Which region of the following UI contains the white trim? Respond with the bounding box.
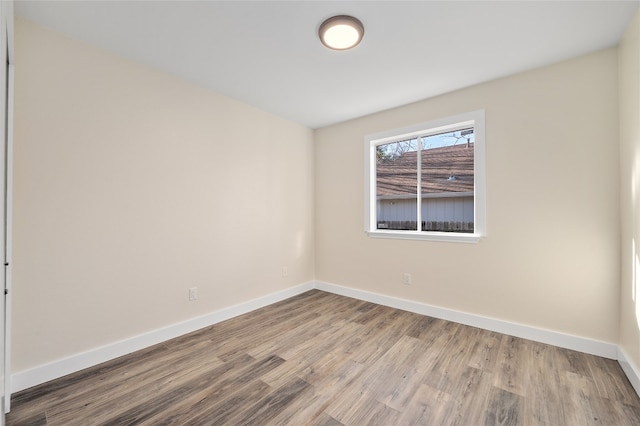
[13,280,638,399]
[367,230,482,243]
[364,110,486,242]
[2,1,12,416]
[314,281,618,359]
[11,282,314,393]
[4,62,12,415]
[617,347,640,397]
[473,110,486,237]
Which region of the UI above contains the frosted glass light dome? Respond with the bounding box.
[319,15,364,50]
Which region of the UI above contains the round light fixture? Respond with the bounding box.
[319,15,364,50]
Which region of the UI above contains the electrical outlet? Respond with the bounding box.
[403,273,412,286]
[189,287,198,301]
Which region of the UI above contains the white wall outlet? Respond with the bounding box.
[403,273,412,285]
[189,287,198,301]
[282,266,289,277]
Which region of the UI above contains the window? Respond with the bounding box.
[364,110,485,242]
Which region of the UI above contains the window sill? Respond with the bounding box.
[367,230,483,243]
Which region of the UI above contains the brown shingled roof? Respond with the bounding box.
[376,143,474,196]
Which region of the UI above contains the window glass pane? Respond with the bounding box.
[376,139,418,230]
[420,129,474,233]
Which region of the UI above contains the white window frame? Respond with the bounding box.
[364,110,486,243]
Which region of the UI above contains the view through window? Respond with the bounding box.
[376,129,474,232]
[366,110,485,242]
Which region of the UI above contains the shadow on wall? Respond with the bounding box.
[635,154,640,332]
[633,237,640,332]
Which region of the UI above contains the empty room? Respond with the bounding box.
[1,0,640,424]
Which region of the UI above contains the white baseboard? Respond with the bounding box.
[314,281,619,360]
[11,281,315,393]
[618,347,640,397]
[11,280,631,397]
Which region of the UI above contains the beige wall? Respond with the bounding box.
[315,48,620,343]
[619,10,640,369]
[13,19,315,372]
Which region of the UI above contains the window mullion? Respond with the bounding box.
[416,137,422,231]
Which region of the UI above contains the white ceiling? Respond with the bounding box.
[14,1,639,129]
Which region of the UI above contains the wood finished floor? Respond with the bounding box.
[7,290,640,425]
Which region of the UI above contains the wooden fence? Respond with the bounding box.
[377,221,474,233]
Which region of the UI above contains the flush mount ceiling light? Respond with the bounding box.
[319,15,364,50]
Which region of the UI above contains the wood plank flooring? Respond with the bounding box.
[7,290,640,425]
